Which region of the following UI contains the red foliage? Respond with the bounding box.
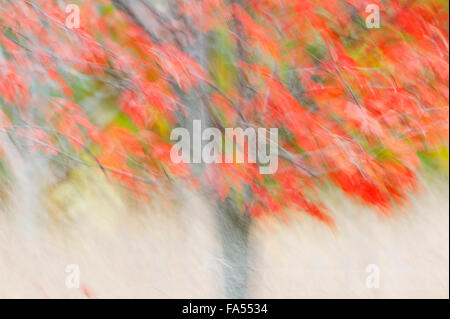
[0,0,448,223]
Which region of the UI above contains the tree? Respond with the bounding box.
[0,0,448,297]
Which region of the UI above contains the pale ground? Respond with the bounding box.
[0,168,448,298]
[248,178,449,298]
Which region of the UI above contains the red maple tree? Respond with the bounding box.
[1,0,448,297]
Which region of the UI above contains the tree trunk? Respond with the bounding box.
[215,197,251,298]
[111,0,253,299]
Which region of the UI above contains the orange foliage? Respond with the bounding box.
[0,0,448,223]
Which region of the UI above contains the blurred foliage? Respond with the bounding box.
[0,0,448,222]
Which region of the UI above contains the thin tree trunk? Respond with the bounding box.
[215,197,251,298]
